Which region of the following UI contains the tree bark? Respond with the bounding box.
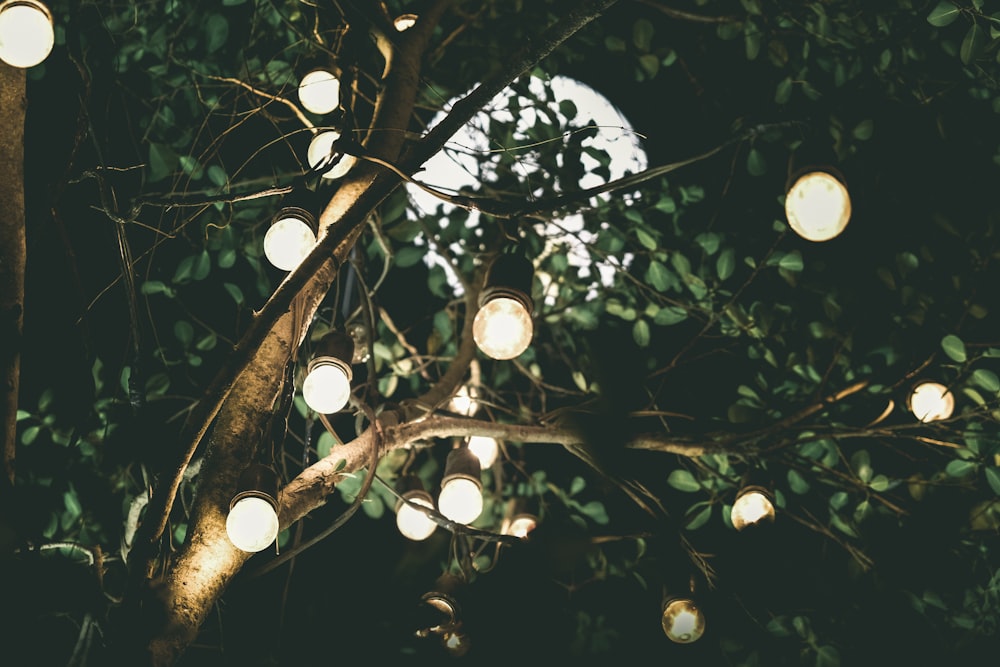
[0,63,26,489]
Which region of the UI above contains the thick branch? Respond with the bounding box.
[0,63,26,489]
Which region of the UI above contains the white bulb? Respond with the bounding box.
[438,478,482,525]
[226,496,279,553]
[396,494,437,541]
[298,69,340,115]
[784,171,851,242]
[662,599,706,643]
[473,296,533,360]
[448,385,479,416]
[909,381,954,423]
[394,14,417,31]
[307,130,356,180]
[0,0,54,68]
[263,215,316,271]
[505,515,537,539]
[302,360,352,414]
[467,436,498,469]
[731,489,775,531]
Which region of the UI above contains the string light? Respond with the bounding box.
[731,484,775,531]
[908,381,954,423]
[302,330,354,414]
[473,254,534,360]
[307,130,356,180]
[263,199,317,272]
[467,435,498,469]
[226,465,280,553]
[661,597,706,644]
[394,13,418,31]
[784,169,852,242]
[394,475,438,541]
[298,68,340,115]
[0,0,54,68]
[438,445,483,525]
[448,385,480,416]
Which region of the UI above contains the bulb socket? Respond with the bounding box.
[395,475,434,513]
[0,0,52,22]
[308,330,355,381]
[230,464,280,510]
[480,254,534,313]
[441,446,482,490]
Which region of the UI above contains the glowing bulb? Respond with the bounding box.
[298,69,340,115]
[731,488,775,531]
[441,631,471,656]
[438,478,482,525]
[467,436,498,469]
[505,515,538,539]
[394,13,418,31]
[784,171,851,242]
[0,0,54,68]
[226,496,279,553]
[396,492,437,541]
[908,381,954,423]
[661,598,706,644]
[302,359,352,414]
[448,385,479,416]
[307,130,356,180]
[263,215,316,271]
[473,296,533,360]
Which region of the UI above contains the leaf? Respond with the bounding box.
[717,247,736,281]
[779,251,804,272]
[927,1,961,27]
[775,77,792,104]
[747,147,767,176]
[946,459,976,477]
[985,467,1000,496]
[223,282,244,305]
[632,319,650,348]
[973,368,1000,393]
[852,119,874,141]
[174,320,194,346]
[192,250,211,281]
[646,260,671,292]
[941,334,967,363]
[207,165,227,188]
[632,18,654,51]
[668,469,701,493]
[815,645,841,667]
[960,24,987,65]
[851,450,873,483]
[635,228,657,250]
[685,504,712,531]
[654,306,687,326]
[204,14,229,54]
[148,143,178,183]
[395,246,424,268]
[787,469,810,494]
[580,500,610,525]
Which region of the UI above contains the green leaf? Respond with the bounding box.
[580,500,610,525]
[973,368,1000,393]
[395,246,425,268]
[941,334,967,363]
[635,228,657,250]
[927,1,961,27]
[787,469,810,494]
[815,645,841,667]
[632,319,651,348]
[685,504,712,531]
[668,469,701,493]
[646,260,671,292]
[851,450,873,482]
[654,306,688,326]
[985,467,1000,496]
[946,459,976,477]
[207,165,227,188]
[148,143,178,183]
[747,148,766,176]
[717,247,736,281]
[852,119,874,141]
[779,251,804,272]
[192,250,211,281]
[960,24,987,65]
[633,18,654,51]
[204,14,229,54]
[775,77,792,104]
[174,320,194,346]
[223,282,244,305]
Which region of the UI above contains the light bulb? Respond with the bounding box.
[441,631,471,656]
[263,215,316,271]
[467,436,498,469]
[396,492,437,541]
[302,359,352,414]
[473,296,533,360]
[394,13,418,31]
[908,381,954,423]
[0,0,54,68]
[784,170,851,242]
[731,488,775,531]
[448,385,479,416]
[438,478,482,525]
[226,496,279,553]
[298,69,340,115]
[307,130,356,180]
[661,598,706,644]
[505,514,538,539]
